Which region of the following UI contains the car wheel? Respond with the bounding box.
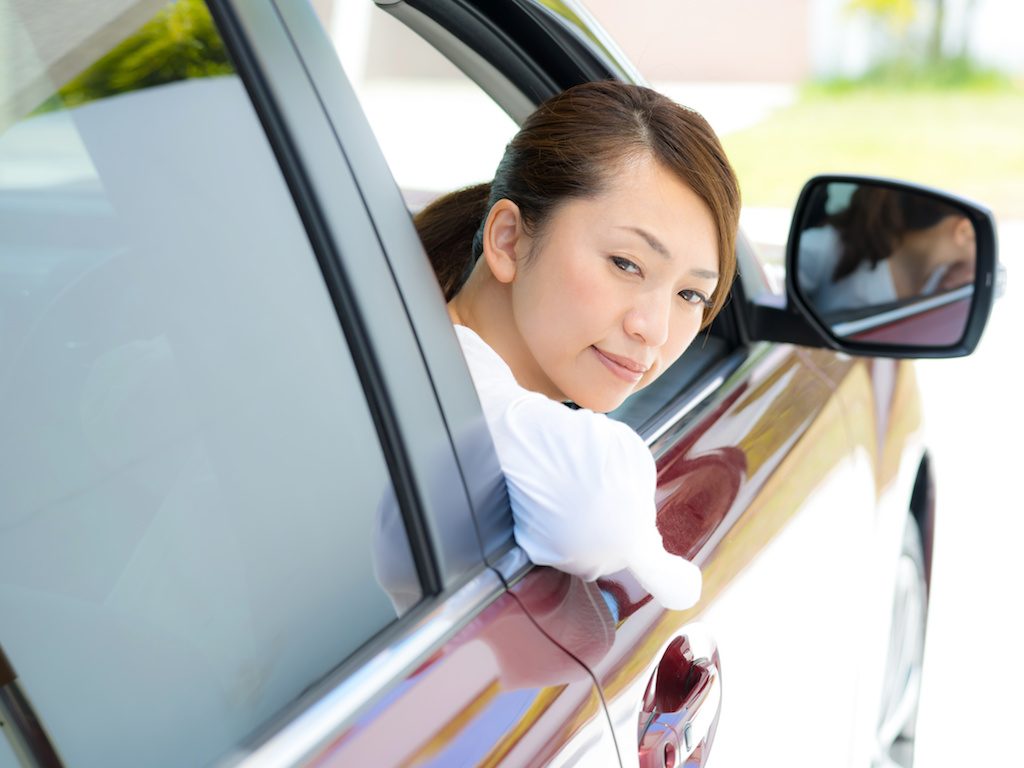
[873,514,928,768]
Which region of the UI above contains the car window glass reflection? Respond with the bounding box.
[0,2,420,766]
[796,182,977,345]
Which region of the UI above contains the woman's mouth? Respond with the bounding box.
[592,346,648,383]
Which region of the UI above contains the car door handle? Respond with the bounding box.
[638,636,722,768]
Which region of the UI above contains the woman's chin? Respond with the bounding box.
[568,389,631,414]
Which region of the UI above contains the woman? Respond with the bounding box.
[799,185,976,315]
[414,81,741,610]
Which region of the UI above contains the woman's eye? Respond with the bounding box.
[678,289,711,308]
[611,256,641,275]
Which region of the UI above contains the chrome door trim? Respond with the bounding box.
[226,568,506,767]
[492,545,533,586]
[644,375,728,448]
[644,349,753,452]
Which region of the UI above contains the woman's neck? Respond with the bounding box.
[448,265,562,399]
[887,243,937,298]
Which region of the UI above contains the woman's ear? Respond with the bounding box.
[482,199,524,284]
[953,215,975,246]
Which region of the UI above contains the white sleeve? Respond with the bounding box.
[797,225,841,296]
[492,396,701,610]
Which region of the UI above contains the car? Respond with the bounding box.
[0,1,999,767]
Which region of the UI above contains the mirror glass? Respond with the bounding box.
[793,181,977,346]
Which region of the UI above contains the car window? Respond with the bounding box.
[319,3,517,208]
[0,3,421,766]
[314,5,739,436]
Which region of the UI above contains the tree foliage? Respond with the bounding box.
[846,0,919,32]
[39,0,232,113]
[843,0,992,81]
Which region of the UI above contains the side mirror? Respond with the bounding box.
[780,175,1000,358]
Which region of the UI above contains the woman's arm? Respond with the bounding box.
[496,397,701,610]
[455,324,700,610]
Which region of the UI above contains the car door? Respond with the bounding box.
[318,2,917,766]
[0,2,618,766]
[239,2,624,765]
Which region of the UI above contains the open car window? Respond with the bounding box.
[314,2,742,435]
[316,3,517,208]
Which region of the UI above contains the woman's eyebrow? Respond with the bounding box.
[690,267,719,280]
[617,225,671,258]
[616,225,719,279]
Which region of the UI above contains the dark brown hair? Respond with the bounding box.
[830,186,961,281]
[414,81,741,327]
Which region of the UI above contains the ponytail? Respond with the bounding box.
[830,187,902,282]
[414,182,492,301]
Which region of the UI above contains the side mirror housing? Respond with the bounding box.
[748,175,1000,358]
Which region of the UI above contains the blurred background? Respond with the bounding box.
[317,0,1022,764]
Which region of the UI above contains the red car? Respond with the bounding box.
[0,1,998,767]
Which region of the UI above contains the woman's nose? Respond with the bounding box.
[623,292,671,347]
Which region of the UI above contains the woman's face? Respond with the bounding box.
[503,154,719,413]
[902,214,977,291]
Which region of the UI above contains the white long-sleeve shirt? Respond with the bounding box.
[455,325,701,611]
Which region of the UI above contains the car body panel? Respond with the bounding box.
[848,293,971,345]
[827,356,928,766]
[517,343,890,765]
[306,576,617,768]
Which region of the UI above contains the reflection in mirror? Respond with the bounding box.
[795,182,977,346]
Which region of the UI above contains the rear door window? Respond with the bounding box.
[0,2,421,766]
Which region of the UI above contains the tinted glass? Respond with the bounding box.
[0,2,420,765]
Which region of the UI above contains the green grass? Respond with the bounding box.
[721,86,1024,219]
[814,56,1016,93]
